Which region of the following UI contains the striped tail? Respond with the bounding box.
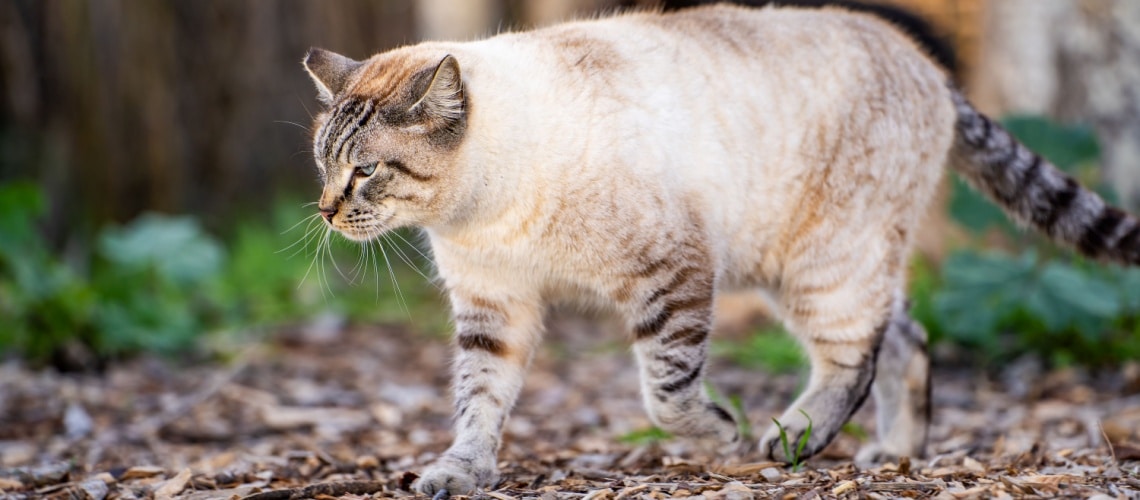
[949,89,1140,265]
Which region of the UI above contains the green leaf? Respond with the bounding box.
[617,426,673,445]
[933,251,1036,343]
[99,214,224,286]
[1000,116,1099,172]
[948,176,1016,236]
[1026,262,1120,338]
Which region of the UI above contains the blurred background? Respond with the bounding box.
[2,0,1140,372]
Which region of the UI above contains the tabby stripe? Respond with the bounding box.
[1078,207,1128,255]
[387,159,433,181]
[654,353,691,373]
[321,99,362,159]
[335,100,376,161]
[825,357,864,370]
[659,326,708,346]
[707,403,735,424]
[634,295,709,340]
[976,116,993,147]
[643,267,699,307]
[632,254,672,279]
[1009,155,1043,203]
[329,99,369,160]
[660,360,703,393]
[1118,223,1140,262]
[1039,177,1081,231]
[457,333,506,356]
[455,311,500,326]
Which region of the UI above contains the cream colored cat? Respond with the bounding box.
[302,4,1140,495]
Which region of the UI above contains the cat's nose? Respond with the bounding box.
[319,206,338,222]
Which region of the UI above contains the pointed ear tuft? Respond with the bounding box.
[411,55,464,122]
[303,48,363,105]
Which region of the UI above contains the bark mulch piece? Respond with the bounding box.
[1,321,1138,499]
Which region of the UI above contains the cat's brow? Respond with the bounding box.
[333,99,377,162]
[320,98,369,162]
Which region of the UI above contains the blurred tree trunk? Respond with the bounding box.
[0,0,415,242]
[971,0,1140,210]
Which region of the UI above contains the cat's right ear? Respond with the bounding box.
[303,48,363,105]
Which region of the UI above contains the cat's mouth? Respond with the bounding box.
[329,213,397,242]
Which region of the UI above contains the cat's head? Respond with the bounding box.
[303,47,469,241]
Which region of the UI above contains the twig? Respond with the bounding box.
[240,480,386,500]
[1098,420,1118,465]
[134,344,260,438]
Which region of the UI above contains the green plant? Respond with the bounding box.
[617,426,673,445]
[704,382,753,440]
[712,326,805,374]
[771,409,813,472]
[840,422,868,442]
[0,183,444,365]
[921,115,1140,366]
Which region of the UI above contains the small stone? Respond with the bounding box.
[79,477,109,500]
[760,467,782,482]
[64,403,94,439]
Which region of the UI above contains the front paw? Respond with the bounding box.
[415,455,497,496]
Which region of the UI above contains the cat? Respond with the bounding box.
[301,4,1140,495]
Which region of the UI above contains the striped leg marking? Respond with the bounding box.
[417,296,540,496]
[630,266,738,445]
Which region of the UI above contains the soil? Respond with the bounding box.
[2,316,1139,499]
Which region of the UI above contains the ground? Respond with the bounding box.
[2,316,1139,499]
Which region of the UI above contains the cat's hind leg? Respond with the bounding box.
[627,264,740,447]
[856,291,930,463]
[758,246,900,462]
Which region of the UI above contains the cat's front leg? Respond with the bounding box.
[415,292,542,496]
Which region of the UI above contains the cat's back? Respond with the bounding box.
[479,4,943,90]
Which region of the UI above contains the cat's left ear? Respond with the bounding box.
[303,48,363,105]
[409,55,464,123]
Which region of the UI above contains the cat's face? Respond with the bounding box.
[304,48,467,241]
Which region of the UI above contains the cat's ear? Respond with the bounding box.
[409,55,464,123]
[303,48,363,105]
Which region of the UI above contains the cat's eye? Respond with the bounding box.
[356,162,377,177]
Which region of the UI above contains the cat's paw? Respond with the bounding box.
[854,442,920,468]
[414,455,497,496]
[854,443,893,467]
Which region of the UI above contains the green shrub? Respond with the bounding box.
[921,115,1140,366]
[0,184,440,365]
[713,326,805,374]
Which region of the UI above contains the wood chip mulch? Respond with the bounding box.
[1,318,1138,499]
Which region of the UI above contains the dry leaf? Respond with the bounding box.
[962,457,985,474]
[710,462,784,477]
[831,480,857,495]
[154,468,192,499]
[120,466,166,481]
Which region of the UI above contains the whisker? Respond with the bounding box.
[281,215,325,259]
[382,233,440,288]
[378,237,411,318]
[274,119,311,132]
